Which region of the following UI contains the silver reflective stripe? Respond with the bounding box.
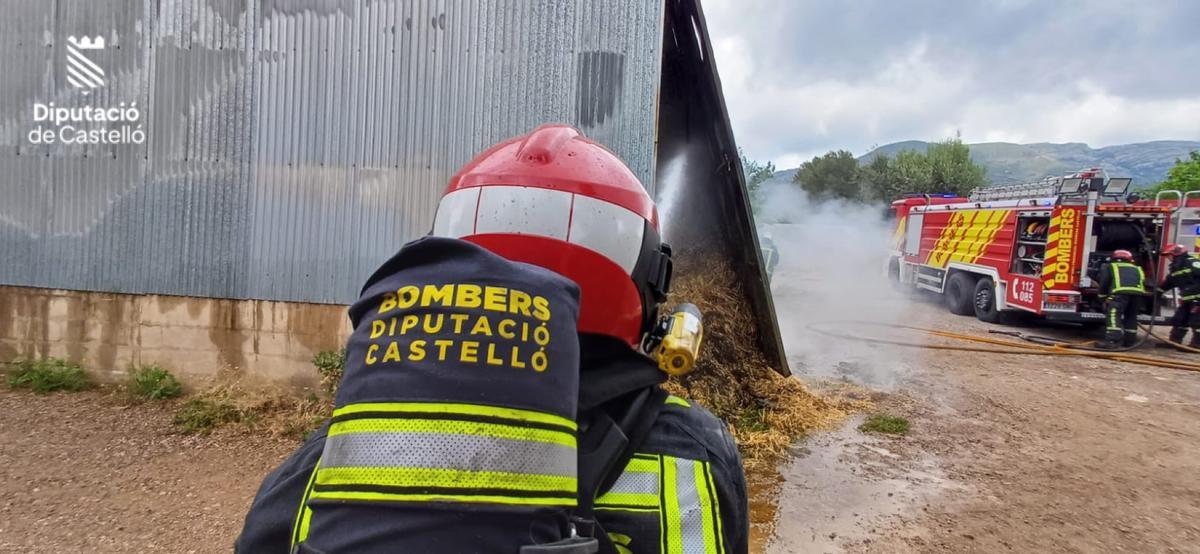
[606,470,659,496]
[321,432,576,478]
[675,458,706,554]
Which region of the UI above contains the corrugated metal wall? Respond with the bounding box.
[0,0,663,303]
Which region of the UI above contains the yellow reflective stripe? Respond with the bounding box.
[598,454,663,509]
[596,490,660,508]
[700,462,720,554]
[662,456,683,553]
[315,466,576,494]
[328,418,576,448]
[1112,263,1128,289]
[315,402,578,510]
[623,456,661,474]
[665,395,691,408]
[611,532,635,554]
[1110,263,1146,293]
[596,505,660,513]
[307,489,576,506]
[290,458,321,547]
[332,402,577,431]
[657,456,725,554]
[696,461,723,554]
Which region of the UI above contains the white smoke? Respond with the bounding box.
[757,180,917,389]
[655,151,688,240]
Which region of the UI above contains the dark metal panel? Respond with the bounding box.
[656,0,789,374]
[0,0,665,304]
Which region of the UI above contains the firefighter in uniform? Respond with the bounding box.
[1159,243,1200,347]
[1096,249,1146,349]
[236,124,748,554]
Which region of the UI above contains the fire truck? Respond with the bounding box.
[887,169,1200,324]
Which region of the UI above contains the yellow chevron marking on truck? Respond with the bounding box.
[934,211,980,267]
[967,209,1010,263]
[930,209,1009,268]
[926,212,962,267]
[891,216,907,250]
[929,212,965,268]
[946,210,989,265]
[972,210,1006,261]
[1042,214,1062,278]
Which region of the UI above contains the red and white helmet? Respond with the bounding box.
[1112,249,1134,261]
[432,124,673,347]
[1164,243,1188,257]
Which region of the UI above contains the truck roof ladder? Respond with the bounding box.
[969,177,1065,202]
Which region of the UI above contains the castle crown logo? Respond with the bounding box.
[66,35,107,94]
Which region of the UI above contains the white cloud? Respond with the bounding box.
[704,0,1200,168]
[959,84,1200,146]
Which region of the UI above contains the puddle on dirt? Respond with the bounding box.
[747,466,785,552]
[750,415,951,553]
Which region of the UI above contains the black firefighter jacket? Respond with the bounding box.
[234,373,749,554]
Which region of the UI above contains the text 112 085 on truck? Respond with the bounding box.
[886,169,1180,324]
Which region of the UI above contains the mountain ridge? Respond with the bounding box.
[768,140,1200,189]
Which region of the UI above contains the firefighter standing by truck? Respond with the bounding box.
[1159,244,1200,348]
[1097,249,1147,349]
[236,125,748,554]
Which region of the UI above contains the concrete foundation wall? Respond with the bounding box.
[0,286,352,388]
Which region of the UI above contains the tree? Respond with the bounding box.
[793,150,860,201]
[926,138,987,196]
[1144,151,1200,195]
[788,138,987,205]
[739,147,776,200]
[858,153,900,203]
[891,149,933,194]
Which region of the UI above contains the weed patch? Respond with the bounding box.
[127,364,183,400]
[174,398,242,434]
[312,348,346,395]
[859,413,910,435]
[251,393,331,441]
[7,358,92,394]
[176,378,334,441]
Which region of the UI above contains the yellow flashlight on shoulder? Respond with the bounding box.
[655,303,704,376]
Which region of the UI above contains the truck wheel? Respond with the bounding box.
[944,272,977,315]
[973,277,1005,323]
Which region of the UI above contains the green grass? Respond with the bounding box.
[7,358,92,394]
[735,406,771,433]
[859,413,911,435]
[173,398,242,434]
[127,364,183,400]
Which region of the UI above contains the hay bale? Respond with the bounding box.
[664,261,854,469]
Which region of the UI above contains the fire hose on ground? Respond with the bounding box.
[807,320,1200,373]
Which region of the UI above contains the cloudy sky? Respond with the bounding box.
[704,0,1200,169]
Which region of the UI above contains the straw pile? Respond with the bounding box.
[663,262,861,469]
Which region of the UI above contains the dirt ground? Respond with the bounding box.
[765,298,1200,553]
[0,390,295,553]
[4,297,1200,553]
